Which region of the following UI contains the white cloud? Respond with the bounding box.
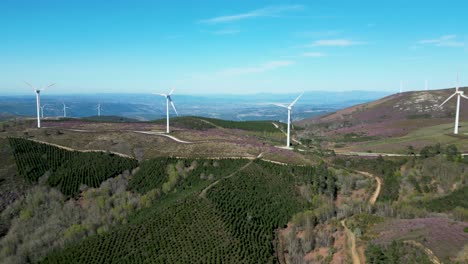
[199,5,304,24]
[303,52,326,57]
[419,35,464,47]
[219,60,294,76]
[309,39,365,47]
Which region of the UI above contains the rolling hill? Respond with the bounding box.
[299,88,468,138]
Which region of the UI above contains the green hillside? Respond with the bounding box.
[42,159,322,263]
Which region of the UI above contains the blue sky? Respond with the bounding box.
[1,0,468,95]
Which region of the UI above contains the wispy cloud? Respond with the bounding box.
[199,5,304,24]
[302,52,326,57]
[419,35,464,47]
[308,39,365,47]
[219,60,294,76]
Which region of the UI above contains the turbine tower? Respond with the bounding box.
[156,88,178,133]
[439,74,468,134]
[25,82,55,128]
[399,80,404,94]
[62,103,70,118]
[273,93,303,148]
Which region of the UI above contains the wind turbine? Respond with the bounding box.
[25,82,55,128]
[40,104,48,119]
[62,103,70,118]
[155,88,178,133]
[399,80,404,94]
[96,103,102,116]
[273,93,303,148]
[439,74,468,134]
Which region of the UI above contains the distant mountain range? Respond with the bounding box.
[0,91,390,121]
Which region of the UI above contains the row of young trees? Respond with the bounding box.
[8,137,138,197]
[41,158,334,263]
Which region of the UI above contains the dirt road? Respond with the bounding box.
[132,131,193,143]
[355,170,381,205]
[341,220,361,264]
[29,139,133,158]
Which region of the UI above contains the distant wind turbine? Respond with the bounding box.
[439,74,468,134]
[40,104,48,119]
[97,103,102,116]
[62,103,70,118]
[399,80,404,94]
[25,82,55,128]
[155,88,178,133]
[273,93,303,148]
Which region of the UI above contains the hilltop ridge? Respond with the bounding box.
[299,88,468,137]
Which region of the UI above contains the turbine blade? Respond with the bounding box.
[168,88,175,95]
[289,93,304,108]
[439,93,457,107]
[43,83,55,90]
[460,94,468,100]
[25,81,35,90]
[170,101,178,116]
[272,103,288,109]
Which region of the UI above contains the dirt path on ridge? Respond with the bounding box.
[341,220,361,264]
[355,170,381,205]
[29,139,133,158]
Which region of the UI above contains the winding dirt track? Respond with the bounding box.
[341,220,361,264]
[355,170,381,205]
[29,139,133,158]
[340,170,381,263]
[132,131,193,144]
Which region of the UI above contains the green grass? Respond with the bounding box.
[152,116,216,130]
[196,117,284,132]
[419,186,468,212]
[352,121,468,153]
[81,116,141,123]
[151,116,286,132]
[366,241,432,264]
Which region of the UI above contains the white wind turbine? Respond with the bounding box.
[62,103,70,118]
[439,74,468,134]
[155,88,178,133]
[40,104,48,119]
[25,82,55,128]
[273,93,303,148]
[399,80,404,94]
[96,103,102,116]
